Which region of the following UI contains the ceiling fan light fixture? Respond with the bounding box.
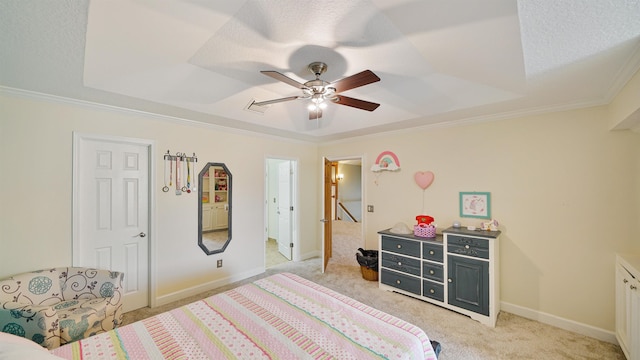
[257,62,380,121]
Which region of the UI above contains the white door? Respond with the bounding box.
[277,161,292,260]
[74,134,150,312]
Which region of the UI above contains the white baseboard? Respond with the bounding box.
[500,301,618,345]
[298,250,320,261]
[153,266,264,307]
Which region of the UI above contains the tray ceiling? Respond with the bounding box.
[2,0,640,142]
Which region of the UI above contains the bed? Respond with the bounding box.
[3,272,439,359]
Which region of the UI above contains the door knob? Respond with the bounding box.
[134,232,146,238]
[320,219,329,223]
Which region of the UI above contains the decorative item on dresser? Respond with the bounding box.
[379,226,501,326]
[616,254,640,360]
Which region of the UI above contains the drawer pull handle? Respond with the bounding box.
[396,280,401,284]
[632,285,638,290]
[465,245,470,249]
[429,289,435,294]
[397,245,402,249]
[429,270,435,275]
[429,250,435,255]
[398,262,402,266]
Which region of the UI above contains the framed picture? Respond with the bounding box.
[459,192,491,219]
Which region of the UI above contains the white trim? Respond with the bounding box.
[298,250,321,261]
[72,132,157,309]
[1,86,315,144]
[1,84,619,145]
[500,301,618,345]
[154,267,263,307]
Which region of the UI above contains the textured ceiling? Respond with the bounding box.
[2,0,640,142]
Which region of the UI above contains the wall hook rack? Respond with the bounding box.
[163,150,198,195]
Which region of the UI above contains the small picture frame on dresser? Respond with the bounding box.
[460,191,491,219]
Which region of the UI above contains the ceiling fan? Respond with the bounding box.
[251,62,381,120]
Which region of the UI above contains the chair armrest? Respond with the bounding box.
[57,267,123,301]
[0,301,60,349]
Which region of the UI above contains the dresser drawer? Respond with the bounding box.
[382,252,421,276]
[447,235,489,259]
[423,280,444,302]
[422,262,444,282]
[381,235,420,257]
[422,243,444,262]
[381,269,421,295]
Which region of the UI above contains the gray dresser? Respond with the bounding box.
[378,226,501,326]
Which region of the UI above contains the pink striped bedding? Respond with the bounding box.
[50,272,437,359]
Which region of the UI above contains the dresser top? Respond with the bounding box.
[442,226,501,238]
[378,229,443,243]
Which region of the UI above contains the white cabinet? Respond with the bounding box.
[201,204,228,231]
[201,166,229,231]
[212,203,228,229]
[202,205,213,231]
[616,254,640,360]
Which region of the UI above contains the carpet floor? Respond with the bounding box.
[123,256,625,360]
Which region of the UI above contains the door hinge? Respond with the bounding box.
[290,243,294,248]
[290,206,294,211]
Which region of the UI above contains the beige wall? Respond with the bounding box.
[319,106,640,333]
[0,93,319,301]
[2,82,639,337]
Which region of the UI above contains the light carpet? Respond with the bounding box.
[123,257,624,359]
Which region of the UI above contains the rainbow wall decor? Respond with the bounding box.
[371,151,400,172]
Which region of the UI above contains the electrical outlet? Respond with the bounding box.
[367,205,374,212]
[217,259,223,268]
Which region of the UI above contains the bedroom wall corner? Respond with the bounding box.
[0,92,320,306]
[318,105,640,339]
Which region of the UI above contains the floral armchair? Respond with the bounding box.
[0,267,124,349]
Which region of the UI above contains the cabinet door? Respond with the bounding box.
[448,255,489,316]
[213,204,228,229]
[202,206,213,231]
[632,283,640,360]
[616,263,630,356]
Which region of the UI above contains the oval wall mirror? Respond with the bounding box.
[198,162,232,255]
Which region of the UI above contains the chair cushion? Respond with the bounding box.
[6,270,62,306]
[56,298,111,345]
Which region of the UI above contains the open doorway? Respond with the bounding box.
[323,157,364,272]
[265,158,297,268]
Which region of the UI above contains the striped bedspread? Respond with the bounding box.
[51,272,437,359]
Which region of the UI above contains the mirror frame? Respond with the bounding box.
[198,162,232,255]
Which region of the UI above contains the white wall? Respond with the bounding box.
[319,105,640,337]
[0,92,319,303]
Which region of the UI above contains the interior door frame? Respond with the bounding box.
[72,132,157,308]
[264,157,299,263]
[322,155,365,272]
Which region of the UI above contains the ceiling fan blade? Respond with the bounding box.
[261,71,307,89]
[251,96,300,107]
[333,95,380,111]
[331,70,380,93]
[309,108,323,120]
